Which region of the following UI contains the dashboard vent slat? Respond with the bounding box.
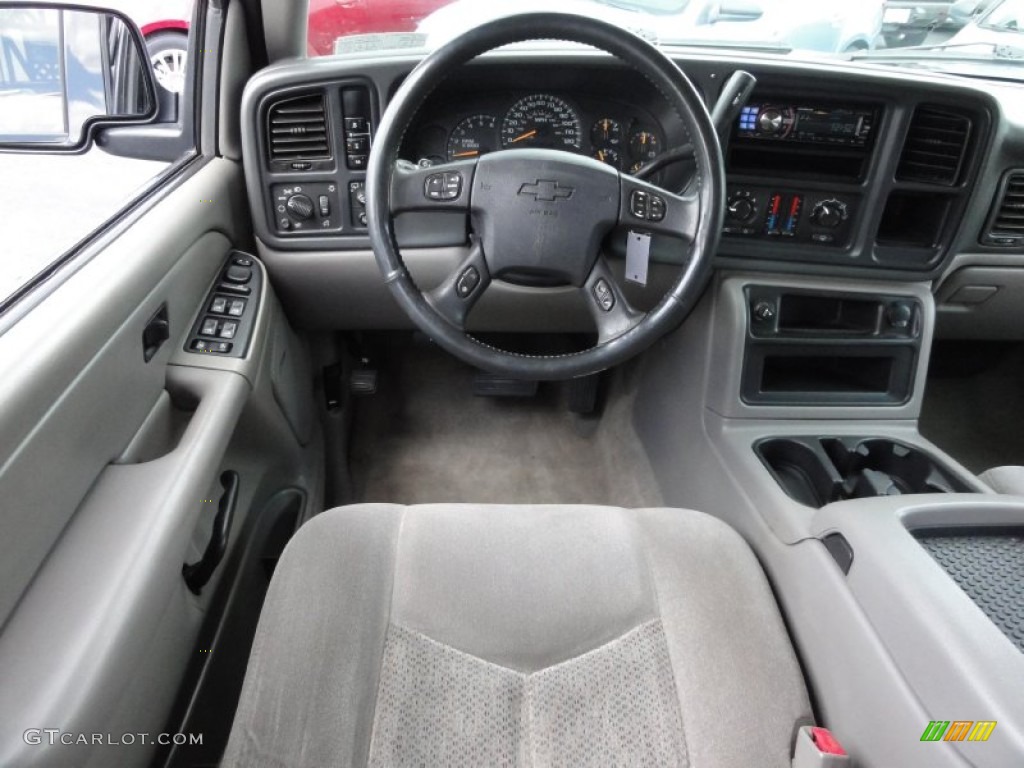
[267,93,331,162]
[897,106,971,186]
[984,171,1024,246]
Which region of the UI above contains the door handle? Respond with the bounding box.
[182,470,239,595]
[142,304,170,363]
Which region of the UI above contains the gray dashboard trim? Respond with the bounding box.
[240,46,1012,289]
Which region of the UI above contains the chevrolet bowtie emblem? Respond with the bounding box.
[518,180,574,202]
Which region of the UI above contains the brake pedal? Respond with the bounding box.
[473,372,538,398]
[349,369,378,396]
[568,373,601,415]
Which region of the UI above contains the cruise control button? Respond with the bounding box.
[592,278,615,312]
[425,174,445,200]
[649,195,666,221]
[200,318,219,336]
[630,190,649,219]
[456,266,480,298]
[443,172,462,199]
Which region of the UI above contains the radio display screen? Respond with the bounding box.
[737,104,876,146]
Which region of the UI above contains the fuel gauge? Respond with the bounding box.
[629,129,660,162]
[593,148,621,168]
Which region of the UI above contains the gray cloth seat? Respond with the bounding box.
[223,504,812,768]
[980,465,1024,495]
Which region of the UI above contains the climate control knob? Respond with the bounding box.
[285,194,314,220]
[727,191,757,223]
[810,199,847,229]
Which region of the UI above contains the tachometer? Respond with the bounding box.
[501,94,581,151]
[447,114,498,161]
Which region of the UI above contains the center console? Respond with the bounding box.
[632,270,1024,765]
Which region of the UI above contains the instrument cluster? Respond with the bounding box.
[408,91,665,176]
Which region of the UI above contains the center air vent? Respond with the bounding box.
[896,106,971,186]
[983,171,1024,247]
[267,92,330,163]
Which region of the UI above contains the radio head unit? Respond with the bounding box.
[737,103,876,146]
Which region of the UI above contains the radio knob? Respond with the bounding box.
[286,194,314,220]
[811,199,847,229]
[758,108,784,135]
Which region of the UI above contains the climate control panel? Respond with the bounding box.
[723,185,857,248]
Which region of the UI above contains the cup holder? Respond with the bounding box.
[756,436,974,508]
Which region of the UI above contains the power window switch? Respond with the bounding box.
[210,297,227,314]
[200,318,219,336]
[228,300,246,317]
[219,321,238,340]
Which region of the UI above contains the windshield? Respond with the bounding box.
[306,0,1024,78]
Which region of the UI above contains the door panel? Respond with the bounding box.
[0,157,267,767]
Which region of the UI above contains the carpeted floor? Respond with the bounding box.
[349,337,664,507]
[920,342,1024,474]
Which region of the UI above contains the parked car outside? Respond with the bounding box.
[416,0,884,54]
[307,0,452,55]
[100,0,193,94]
[946,0,1024,46]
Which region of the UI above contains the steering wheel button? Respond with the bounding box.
[593,278,616,312]
[425,174,445,200]
[649,195,666,221]
[456,266,480,298]
[630,190,649,219]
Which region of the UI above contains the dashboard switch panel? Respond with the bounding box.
[724,185,857,248]
[342,87,372,170]
[273,182,340,233]
[185,252,263,359]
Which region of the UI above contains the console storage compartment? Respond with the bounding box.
[757,436,975,508]
[742,287,923,406]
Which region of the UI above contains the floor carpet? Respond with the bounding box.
[349,337,664,508]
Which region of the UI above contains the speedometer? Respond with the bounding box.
[501,94,582,151]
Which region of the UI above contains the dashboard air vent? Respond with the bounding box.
[984,171,1024,247]
[896,106,971,186]
[267,93,330,162]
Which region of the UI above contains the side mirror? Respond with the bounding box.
[707,0,765,24]
[0,3,158,152]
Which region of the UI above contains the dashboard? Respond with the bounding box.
[405,90,666,177]
[239,49,1024,331]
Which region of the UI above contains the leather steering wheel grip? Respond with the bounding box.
[365,11,725,379]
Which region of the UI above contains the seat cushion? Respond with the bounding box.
[980,465,1024,495]
[223,504,811,768]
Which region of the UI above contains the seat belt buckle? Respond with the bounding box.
[793,725,851,768]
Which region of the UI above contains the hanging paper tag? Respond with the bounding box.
[625,231,651,287]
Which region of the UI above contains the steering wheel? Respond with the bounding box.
[366,12,724,379]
